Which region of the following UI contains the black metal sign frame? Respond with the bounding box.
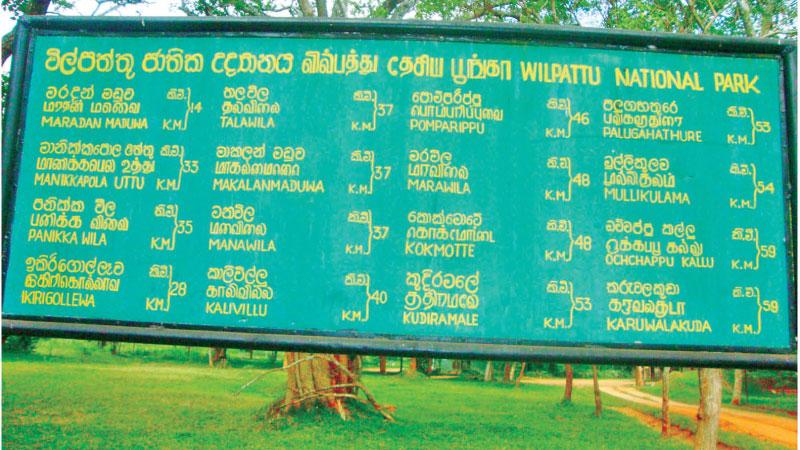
[2,16,797,369]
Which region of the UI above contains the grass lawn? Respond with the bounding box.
[640,369,797,416]
[0,341,691,450]
[1,341,790,449]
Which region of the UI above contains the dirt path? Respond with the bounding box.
[522,377,797,448]
[608,406,737,450]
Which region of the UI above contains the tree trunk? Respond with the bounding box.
[563,364,574,403]
[515,362,527,388]
[634,366,644,387]
[731,369,744,405]
[2,0,52,64]
[662,367,670,436]
[405,357,417,376]
[484,361,494,382]
[280,352,360,419]
[379,356,387,374]
[509,362,517,380]
[592,365,602,417]
[268,351,278,363]
[744,370,749,403]
[737,0,756,36]
[208,347,227,368]
[503,362,512,383]
[695,368,723,450]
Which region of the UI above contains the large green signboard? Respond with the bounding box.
[3,18,796,368]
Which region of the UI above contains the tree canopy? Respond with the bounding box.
[2,0,796,39]
[173,0,797,38]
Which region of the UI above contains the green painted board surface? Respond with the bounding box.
[3,24,794,352]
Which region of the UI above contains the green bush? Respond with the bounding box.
[3,335,39,353]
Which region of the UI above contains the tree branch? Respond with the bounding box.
[26,0,52,15]
[315,0,328,16]
[702,0,723,33]
[296,0,315,16]
[687,0,709,33]
[389,0,417,19]
[463,0,520,22]
[234,355,317,396]
[736,0,755,36]
[3,0,52,64]
[370,0,398,17]
[321,355,394,422]
[2,32,14,65]
[332,0,346,17]
[758,0,776,37]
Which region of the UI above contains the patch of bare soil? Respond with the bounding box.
[610,406,738,450]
